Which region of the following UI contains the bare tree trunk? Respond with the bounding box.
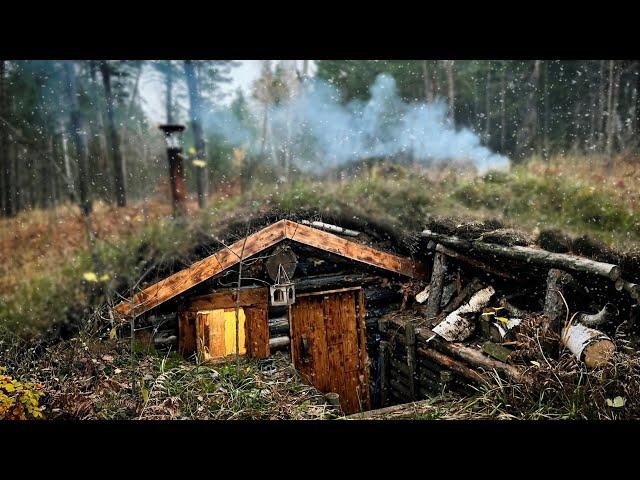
[597,60,607,151]
[543,61,550,159]
[516,60,541,157]
[0,59,13,217]
[432,61,440,98]
[605,60,615,162]
[636,61,640,140]
[99,61,127,207]
[63,61,92,217]
[589,61,599,150]
[260,105,269,157]
[88,60,109,203]
[612,64,622,153]
[184,60,207,209]
[422,60,434,102]
[485,63,492,143]
[59,126,75,202]
[500,63,507,152]
[165,60,174,124]
[444,60,455,120]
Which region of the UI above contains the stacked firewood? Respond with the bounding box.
[377,226,639,407]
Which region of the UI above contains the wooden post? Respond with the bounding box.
[405,323,417,400]
[544,268,574,333]
[168,148,186,217]
[378,340,390,407]
[426,250,448,321]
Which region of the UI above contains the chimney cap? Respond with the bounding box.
[158,124,186,134]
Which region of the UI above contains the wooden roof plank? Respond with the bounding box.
[114,220,287,318]
[284,220,418,278]
[114,219,422,319]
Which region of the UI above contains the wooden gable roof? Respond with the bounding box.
[114,219,423,319]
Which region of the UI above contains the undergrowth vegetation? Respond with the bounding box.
[3,155,640,336]
[2,154,640,420]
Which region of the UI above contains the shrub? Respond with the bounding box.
[0,367,44,420]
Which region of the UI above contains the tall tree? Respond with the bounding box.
[443,60,456,120]
[422,60,434,102]
[63,61,92,216]
[184,60,207,209]
[100,61,127,207]
[485,63,492,142]
[87,60,109,202]
[0,59,13,217]
[165,60,174,123]
[516,60,541,157]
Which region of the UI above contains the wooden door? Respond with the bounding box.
[195,308,247,362]
[179,287,270,361]
[290,288,370,414]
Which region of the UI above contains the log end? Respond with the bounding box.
[583,340,615,368]
[609,265,621,282]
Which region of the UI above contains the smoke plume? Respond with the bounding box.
[205,73,510,174]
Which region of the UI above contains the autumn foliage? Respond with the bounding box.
[0,367,44,420]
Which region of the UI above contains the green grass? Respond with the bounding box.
[3,159,640,335]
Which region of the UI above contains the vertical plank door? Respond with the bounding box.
[290,288,371,414]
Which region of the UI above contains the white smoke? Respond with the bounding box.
[204,73,510,174]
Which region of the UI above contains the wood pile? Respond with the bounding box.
[377,226,640,407]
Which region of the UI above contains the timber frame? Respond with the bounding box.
[114,219,424,319]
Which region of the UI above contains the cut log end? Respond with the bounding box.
[583,340,616,368]
[561,323,615,368]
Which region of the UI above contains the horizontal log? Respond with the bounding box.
[344,399,437,419]
[417,363,441,381]
[415,327,532,386]
[418,347,488,385]
[154,335,177,346]
[269,336,290,350]
[294,273,383,292]
[391,358,411,377]
[422,230,621,282]
[435,244,518,280]
[390,378,412,399]
[268,316,290,335]
[391,371,412,391]
[622,280,640,300]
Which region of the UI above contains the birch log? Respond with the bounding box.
[432,286,495,341]
[269,336,290,350]
[575,303,618,328]
[300,220,360,237]
[489,318,522,342]
[561,323,615,368]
